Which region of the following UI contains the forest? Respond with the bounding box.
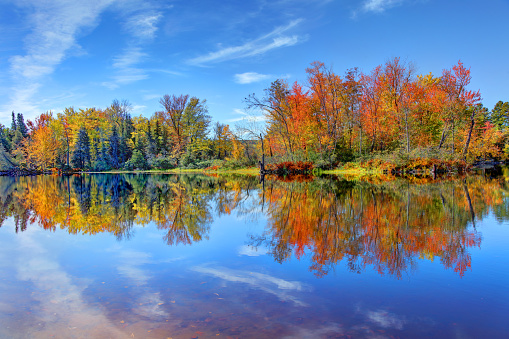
[1,57,508,173]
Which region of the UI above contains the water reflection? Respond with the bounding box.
[1,173,508,279]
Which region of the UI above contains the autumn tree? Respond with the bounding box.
[246,80,295,157]
[159,94,189,157]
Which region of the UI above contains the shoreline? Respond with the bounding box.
[1,160,503,177]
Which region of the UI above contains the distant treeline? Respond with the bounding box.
[1,58,509,172]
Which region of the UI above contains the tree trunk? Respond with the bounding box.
[463,107,477,157]
[259,133,265,173]
[404,108,410,153]
[438,124,448,149]
[451,120,455,154]
[359,127,362,156]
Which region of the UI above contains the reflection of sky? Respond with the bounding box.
[192,265,309,306]
[2,224,126,338]
[116,249,168,319]
[0,189,509,338]
[238,244,268,256]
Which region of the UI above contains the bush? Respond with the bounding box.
[124,150,149,170]
[313,159,331,170]
[149,156,177,170]
[265,161,313,174]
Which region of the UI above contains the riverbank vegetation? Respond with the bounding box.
[1,58,508,175]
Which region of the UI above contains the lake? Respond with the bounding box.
[0,173,508,338]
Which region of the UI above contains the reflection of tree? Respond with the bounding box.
[1,173,508,279]
[0,174,239,245]
[251,176,509,278]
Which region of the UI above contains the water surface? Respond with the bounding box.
[0,173,508,338]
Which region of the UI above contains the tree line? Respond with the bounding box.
[0,97,253,172]
[1,57,508,172]
[246,58,509,167]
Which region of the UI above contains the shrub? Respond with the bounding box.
[149,156,177,170]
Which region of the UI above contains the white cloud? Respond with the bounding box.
[188,19,305,65]
[101,72,149,89]
[125,12,162,41]
[362,0,404,12]
[226,108,266,123]
[234,72,272,84]
[3,0,115,120]
[143,93,162,101]
[102,5,165,89]
[112,47,148,69]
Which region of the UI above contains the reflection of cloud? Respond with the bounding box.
[116,250,169,319]
[192,265,308,306]
[14,228,125,338]
[188,19,305,65]
[355,304,406,331]
[282,324,344,339]
[366,309,406,329]
[238,245,268,256]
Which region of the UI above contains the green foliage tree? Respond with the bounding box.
[490,101,509,128]
[71,127,91,169]
[16,113,28,138]
[109,125,120,168]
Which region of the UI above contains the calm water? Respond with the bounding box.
[0,173,508,338]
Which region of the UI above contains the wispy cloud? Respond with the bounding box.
[362,0,405,13]
[3,0,114,119]
[226,108,266,123]
[125,12,163,41]
[112,47,148,69]
[102,46,150,89]
[102,5,164,89]
[234,72,272,84]
[188,19,305,65]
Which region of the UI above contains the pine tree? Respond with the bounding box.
[71,127,91,169]
[119,115,134,163]
[109,125,120,168]
[16,113,28,138]
[146,120,157,156]
[490,101,509,128]
[11,111,17,132]
[154,119,161,154]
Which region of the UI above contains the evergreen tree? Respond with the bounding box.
[490,101,509,128]
[109,125,120,168]
[161,125,169,156]
[71,127,91,169]
[16,113,28,138]
[146,120,157,156]
[154,119,161,154]
[93,137,110,171]
[0,125,11,152]
[11,111,17,132]
[119,114,134,163]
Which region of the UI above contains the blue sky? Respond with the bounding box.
[0,0,508,126]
